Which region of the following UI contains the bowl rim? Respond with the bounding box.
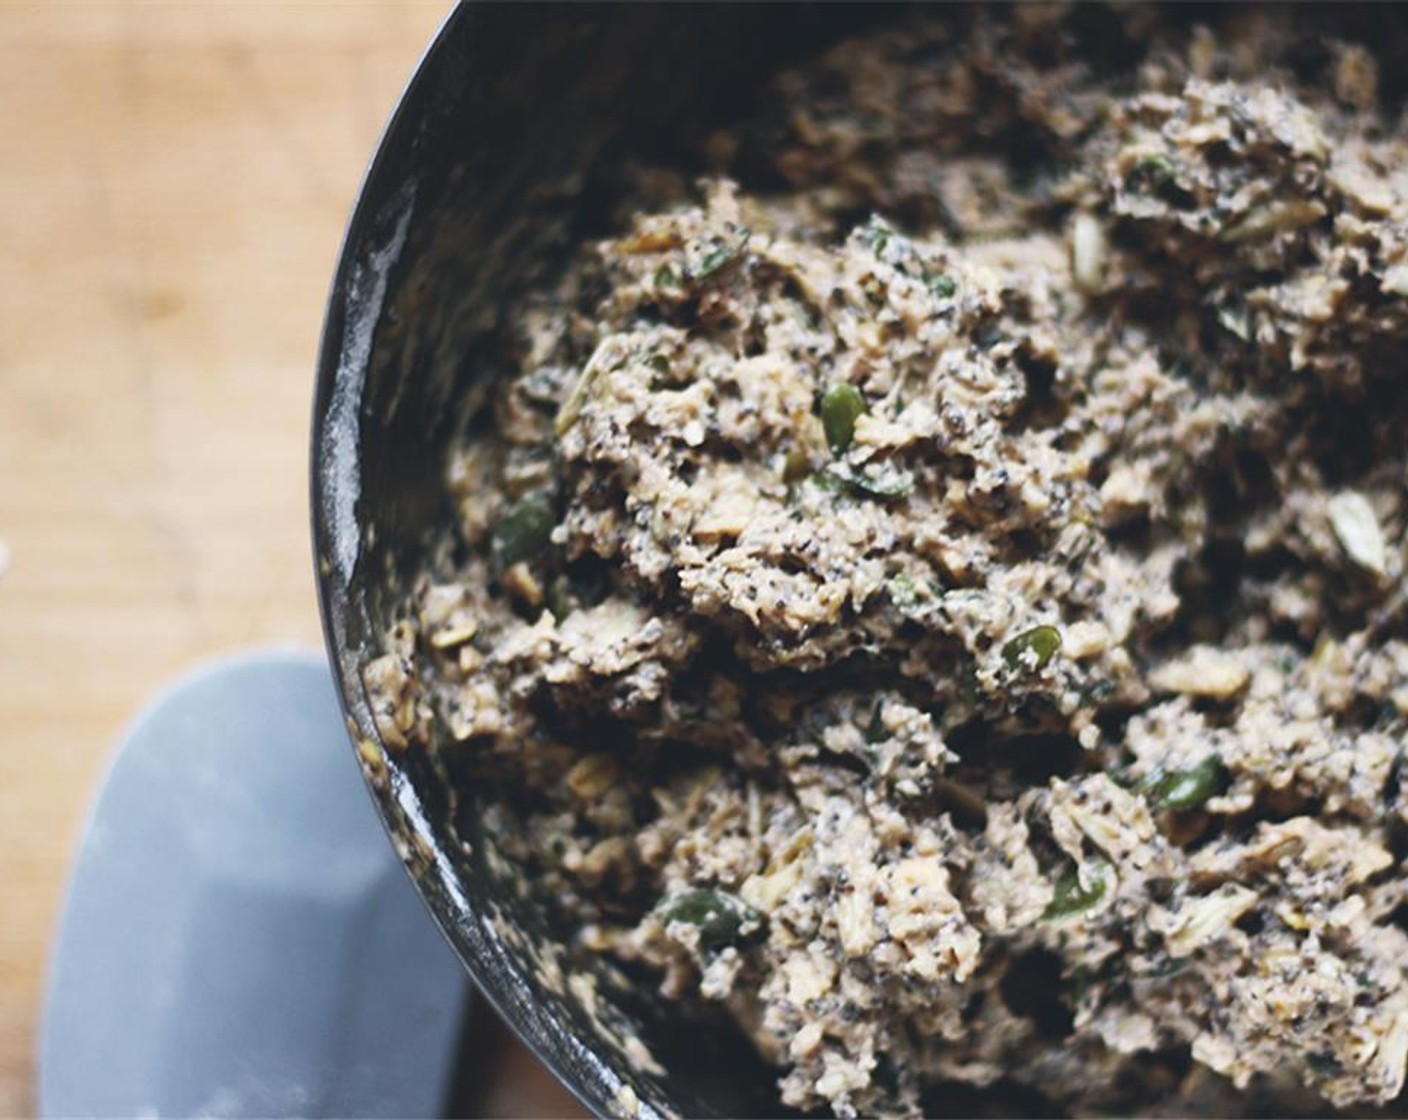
[306,7,633,1117]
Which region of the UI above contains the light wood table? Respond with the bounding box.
[0,6,581,1115]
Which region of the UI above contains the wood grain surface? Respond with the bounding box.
[0,6,581,1116]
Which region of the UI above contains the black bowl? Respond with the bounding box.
[310,6,892,1117]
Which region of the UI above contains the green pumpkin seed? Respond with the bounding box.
[656,888,765,953]
[1044,861,1111,921]
[927,273,957,298]
[1141,756,1227,812]
[493,492,557,571]
[821,382,867,454]
[1002,625,1062,671]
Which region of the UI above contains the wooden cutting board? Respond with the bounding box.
[0,6,576,1115]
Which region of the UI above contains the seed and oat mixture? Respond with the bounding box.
[367,7,1408,1116]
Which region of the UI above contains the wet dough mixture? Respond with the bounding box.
[370,7,1408,1116]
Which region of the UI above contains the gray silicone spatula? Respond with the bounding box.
[38,650,469,1118]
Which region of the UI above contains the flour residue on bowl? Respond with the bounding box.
[322,183,415,588]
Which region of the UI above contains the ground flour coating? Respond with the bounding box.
[369,7,1408,1115]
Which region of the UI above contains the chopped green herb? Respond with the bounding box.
[1141,756,1227,812]
[818,464,914,501]
[857,216,892,255]
[858,216,920,267]
[1144,956,1191,979]
[656,888,765,954]
[1127,154,1176,193]
[813,469,845,494]
[1002,625,1062,671]
[1307,1052,1344,1078]
[493,492,557,571]
[890,571,918,610]
[1079,679,1116,706]
[927,273,957,298]
[689,230,751,281]
[889,570,942,618]
[848,470,913,500]
[695,246,736,278]
[653,263,682,289]
[647,353,670,373]
[973,323,1004,350]
[821,382,867,453]
[1044,861,1111,921]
